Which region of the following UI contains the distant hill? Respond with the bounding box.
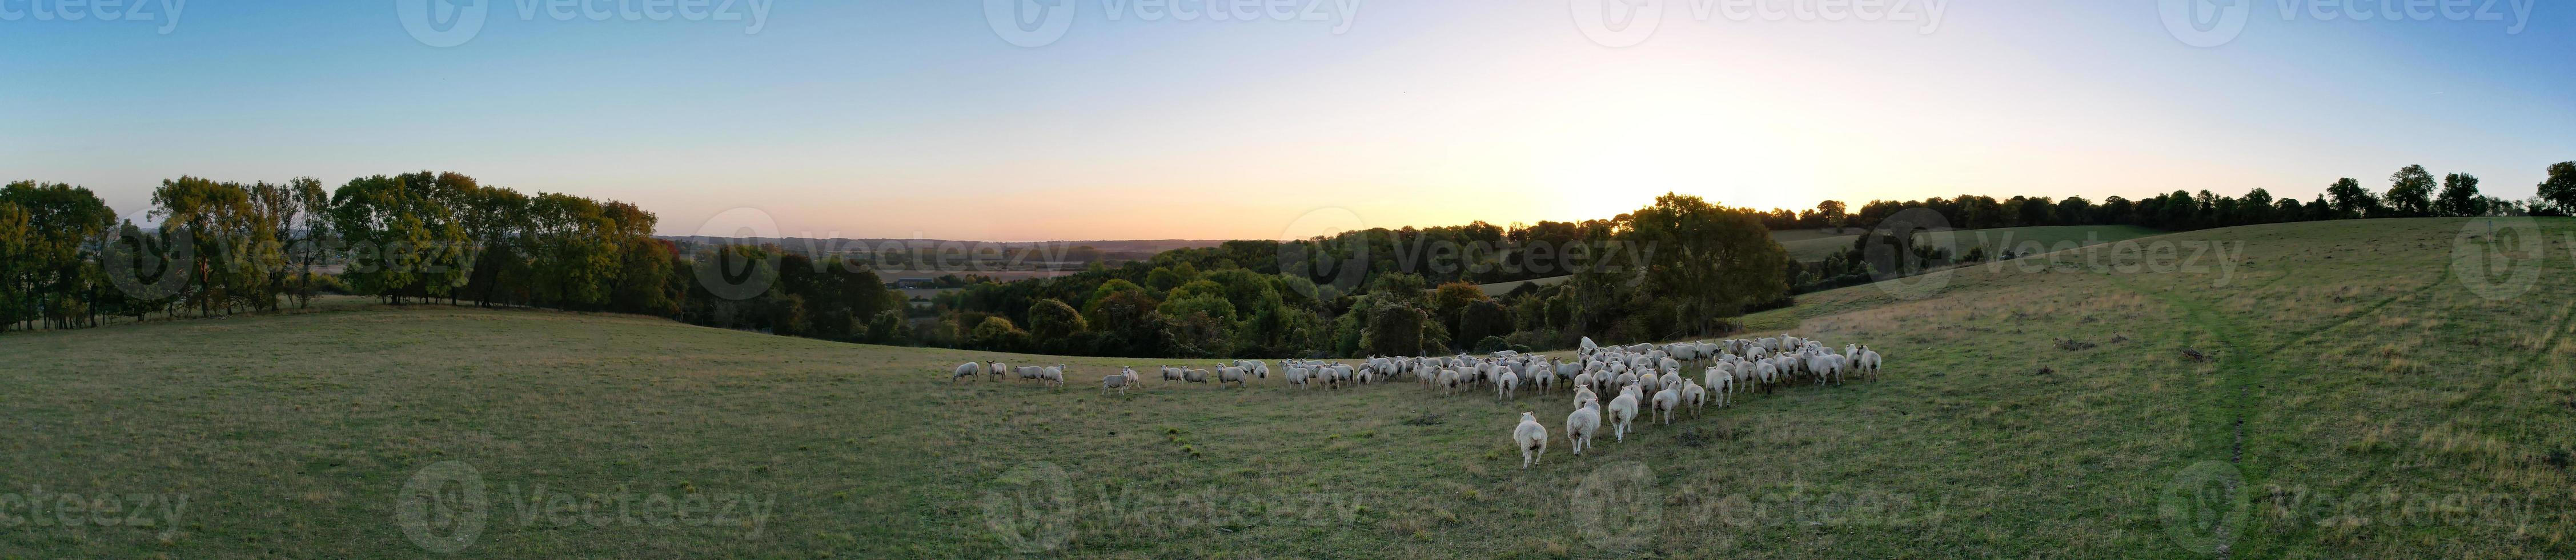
[658,236,1229,255]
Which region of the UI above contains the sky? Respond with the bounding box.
[2,0,2569,241]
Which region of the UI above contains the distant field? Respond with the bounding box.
[4,218,2570,558]
[1777,224,2165,262]
[1474,275,1571,297]
[1480,225,2165,293]
[872,269,1091,286]
[1767,227,1861,243]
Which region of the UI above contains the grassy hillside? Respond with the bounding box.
[2,218,2569,558]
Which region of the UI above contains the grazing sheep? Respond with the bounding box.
[1703,367,1732,407]
[1606,388,1640,443]
[1566,399,1602,456]
[1652,385,1681,426]
[1286,366,1312,390]
[1681,379,1708,417]
[1216,366,1249,389]
[1017,366,1045,383]
[1161,366,1184,385]
[1498,371,1520,401]
[1513,412,1548,469]
[1183,368,1210,384]
[951,362,984,383]
[1101,372,1129,395]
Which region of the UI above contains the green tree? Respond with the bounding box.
[1455,298,1509,349]
[2385,165,2437,217]
[331,173,470,304]
[1429,281,1486,335]
[2239,188,2274,224]
[1813,200,1848,231]
[1622,193,1789,335]
[285,177,333,309]
[2325,178,2376,219]
[2535,161,2575,214]
[154,177,270,315]
[1026,298,1088,342]
[1362,301,1425,357]
[2436,173,2485,217]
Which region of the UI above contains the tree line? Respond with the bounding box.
[926,193,1785,358]
[1,172,907,345]
[1778,162,2576,293]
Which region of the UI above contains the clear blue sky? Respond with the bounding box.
[3,1,2569,240]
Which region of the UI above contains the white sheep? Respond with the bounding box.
[1286,366,1312,390]
[1040,365,1067,389]
[1606,387,1640,443]
[987,361,1008,382]
[1017,366,1045,383]
[1216,366,1249,389]
[1566,398,1602,455]
[1681,379,1707,417]
[1183,367,1210,384]
[1651,385,1680,426]
[1573,385,1598,410]
[950,362,984,383]
[1513,412,1548,469]
[1498,371,1520,401]
[1161,366,1183,385]
[1101,372,1129,395]
[1122,366,1141,389]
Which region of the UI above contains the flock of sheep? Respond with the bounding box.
[946,334,1884,469]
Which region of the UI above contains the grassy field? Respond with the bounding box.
[2,218,2571,558]
[1778,224,2166,262]
[1474,275,1572,297]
